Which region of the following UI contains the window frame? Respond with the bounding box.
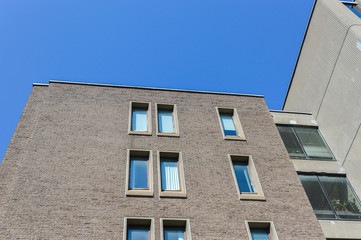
[299,173,361,221]
[216,107,246,140]
[123,217,155,240]
[129,101,152,135]
[155,103,180,137]
[157,151,187,198]
[125,149,153,197]
[228,154,265,201]
[277,125,335,161]
[160,218,192,240]
[245,221,279,240]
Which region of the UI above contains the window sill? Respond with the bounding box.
[126,189,153,197]
[239,193,265,201]
[160,191,187,198]
[224,136,246,141]
[129,131,152,136]
[156,132,180,137]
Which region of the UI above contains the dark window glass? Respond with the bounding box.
[129,156,148,189]
[220,113,237,136]
[164,226,185,240]
[299,175,336,219]
[277,126,306,158]
[250,228,270,240]
[233,161,254,193]
[128,226,149,240]
[319,176,361,220]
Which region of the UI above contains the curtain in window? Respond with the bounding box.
[161,159,180,191]
[132,108,148,131]
[250,228,270,240]
[128,227,149,240]
[164,228,185,240]
[158,110,174,133]
[220,113,237,136]
[130,157,148,189]
[233,162,254,193]
[294,127,333,159]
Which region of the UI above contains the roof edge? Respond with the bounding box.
[33,83,49,86]
[282,0,317,110]
[270,110,313,115]
[47,80,264,98]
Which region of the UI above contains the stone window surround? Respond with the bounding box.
[123,217,155,240]
[216,107,246,141]
[160,218,192,240]
[129,101,152,136]
[155,103,180,137]
[245,220,279,240]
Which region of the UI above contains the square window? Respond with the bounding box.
[161,219,191,240]
[124,218,154,240]
[216,107,245,140]
[158,152,186,198]
[129,102,152,135]
[156,104,179,137]
[246,221,279,240]
[277,125,334,160]
[126,150,153,197]
[299,174,361,220]
[229,155,265,201]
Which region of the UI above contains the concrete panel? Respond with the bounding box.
[271,111,317,126]
[292,159,345,174]
[319,220,361,239]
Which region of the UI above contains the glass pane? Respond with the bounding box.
[277,126,306,158]
[164,227,185,240]
[233,161,254,193]
[161,158,180,191]
[129,156,148,189]
[319,176,361,220]
[220,113,237,136]
[299,175,336,219]
[132,108,148,131]
[158,109,174,133]
[128,227,149,240]
[250,228,270,240]
[294,127,333,159]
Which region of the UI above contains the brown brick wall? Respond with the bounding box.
[0,82,325,239]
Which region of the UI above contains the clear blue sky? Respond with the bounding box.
[0,0,314,163]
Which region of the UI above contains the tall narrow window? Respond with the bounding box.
[246,221,279,240]
[124,218,154,240]
[277,125,334,160]
[129,102,151,135]
[126,150,153,197]
[161,219,191,240]
[156,104,179,136]
[158,152,186,198]
[217,107,245,140]
[229,155,265,200]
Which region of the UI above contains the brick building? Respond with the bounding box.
[0,81,325,239]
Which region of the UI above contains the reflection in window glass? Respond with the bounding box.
[233,161,254,193]
[220,113,237,136]
[277,126,306,158]
[161,158,180,191]
[164,227,185,240]
[132,108,148,131]
[294,127,333,159]
[250,228,270,240]
[129,157,148,189]
[158,109,174,133]
[299,175,336,219]
[128,226,149,240]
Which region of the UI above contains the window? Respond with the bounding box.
[246,221,279,240]
[129,102,151,135]
[156,104,179,136]
[277,125,334,160]
[216,107,246,140]
[299,174,361,220]
[125,150,153,197]
[160,219,191,240]
[158,151,186,198]
[229,155,265,201]
[124,217,154,240]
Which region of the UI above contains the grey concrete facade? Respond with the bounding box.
[0,81,325,239]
